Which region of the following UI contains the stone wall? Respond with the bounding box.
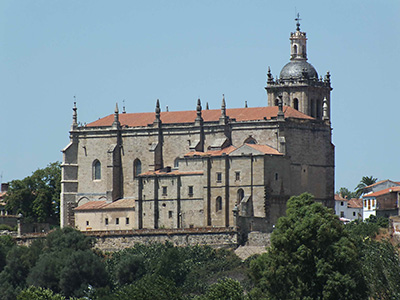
[16,228,240,252]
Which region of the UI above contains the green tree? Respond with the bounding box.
[115,274,182,300]
[18,286,66,300]
[336,187,356,199]
[250,193,367,300]
[5,162,61,224]
[201,278,245,300]
[355,176,378,198]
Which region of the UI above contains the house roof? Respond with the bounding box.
[87,106,313,127]
[348,198,363,208]
[246,144,282,155]
[363,186,400,198]
[184,145,237,157]
[139,170,204,177]
[334,194,347,201]
[75,199,135,211]
[364,179,400,190]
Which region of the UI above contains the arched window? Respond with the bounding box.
[293,98,299,110]
[134,159,142,178]
[174,157,179,168]
[316,99,322,119]
[275,98,279,106]
[216,196,222,212]
[293,44,298,54]
[237,189,244,202]
[244,136,257,144]
[93,160,101,180]
[311,99,315,117]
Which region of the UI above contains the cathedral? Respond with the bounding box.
[61,19,334,233]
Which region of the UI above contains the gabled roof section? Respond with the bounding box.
[139,170,203,177]
[229,143,282,156]
[74,199,135,211]
[87,106,313,127]
[363,186,400,198]
[364,179,400,189]
[348,198,362,208]
[184,145,237,157]
[334,194,347,201]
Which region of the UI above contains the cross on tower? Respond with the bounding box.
[295,13,301,31]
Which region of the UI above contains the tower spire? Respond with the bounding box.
[112,103,120,128]
[72,97,78,130]
[295,13,301,31]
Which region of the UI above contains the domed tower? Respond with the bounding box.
[266,15,332,120]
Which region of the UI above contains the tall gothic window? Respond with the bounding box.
[237,189,244,202]
[293,98,299,110]
[93,160,101,180]
[134,159,142,178]
[216,196,222,212]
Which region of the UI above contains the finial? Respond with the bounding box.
[122,99,126,114]
[295,13,301,31]
[277,96,284,120]
[112,102,120,128]
[72,98,78,128]
[197,98,202,113]
[324,71,331,83]
[323,97,329,121]
[166,105,169,112]
[267,66,274,83]
[221,94,226,117]
[156,99,160,115]
[206,102,209,110]
[195,98,203,124]
[245,101,248,108]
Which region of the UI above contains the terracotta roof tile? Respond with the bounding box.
[246,143,283,155]
[184,145,237,157]
[103,198,135,209]
[87,106,313,127]
[334,194,347,201]
[347,198,363,208]
[75,199,136,211]
[75,201,107,211]
[364,179,400,189]
[363,186,400,198]
[139,170,204,177]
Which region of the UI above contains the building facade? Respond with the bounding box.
[61,20,335,232]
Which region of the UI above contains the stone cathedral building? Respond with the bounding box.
[61,20,334,233]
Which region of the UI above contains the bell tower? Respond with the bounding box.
[265,15,332,121]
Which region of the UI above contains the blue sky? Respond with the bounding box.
[0,1,399,192]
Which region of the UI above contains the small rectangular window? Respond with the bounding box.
[217,172,222,183]
[275,173,278,181]
[126,217,129,225]
[105,218,109,225]
[116,218,119,225]
[86,221,89,226]
[340,211,344,218]
[168,211,173,219]
[162,186,167,196]
[235,172,240,181]
[340,201,344,206]
[353,212,356,216]
[188,186,193,196]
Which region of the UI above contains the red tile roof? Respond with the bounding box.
[334,194,347,201]
[363,186,400,198]
[364,179,400,189]
[75,201,107,210]
[75,199,135,211]
[184,145,237,157]
[87,106,313,127]
[246,144,283,155]
[348,198,363,208]
[139,170,204,177]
